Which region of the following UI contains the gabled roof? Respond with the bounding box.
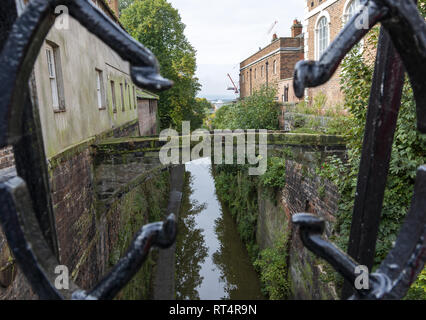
[136,88,160,100]
[97,0,126,31]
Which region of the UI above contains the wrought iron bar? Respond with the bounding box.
[294,0,389,98]
[293,0,426,299]
[342,27,405,299]
[73,215,177,300]
[0,0,176,300]
[293,165,426,299]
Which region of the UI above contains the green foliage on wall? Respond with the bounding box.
[213,165,260,260]
[254,234,290,300]
[406,268,426,300]
[259,156,286,203]
[212,86,280,130]
[260,157,286,191]
[318,20,426,298]
[213,160,292,300]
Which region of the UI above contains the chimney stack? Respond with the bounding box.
[107,0,120,18]
[291,19,303,38]
[272,33,278,42]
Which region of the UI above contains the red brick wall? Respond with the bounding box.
[138,99,158,136]
[281,159,340,299]
[0,147,15,170]
[305,0,345,107]
[277,78,303,106]
[240,38,304,100]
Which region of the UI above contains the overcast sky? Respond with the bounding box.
[168,0,305,100]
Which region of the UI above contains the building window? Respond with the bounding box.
[316,16,329,59]
[273,60,277,74]
[344,0,362,24]
[254,68,257,79]
[261,65,264,78]
[96,69,105,109]
[133,86,136,109]
[110,80,117,113]
[149,100,155,114]
[120,83,124,111]
[127,84,132,110]
[45,43,65,111]
[284,86,289,102]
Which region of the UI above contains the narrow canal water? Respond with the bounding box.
[175,158,264,300]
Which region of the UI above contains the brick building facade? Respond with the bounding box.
[239,20,304,103]
[303,0,363,107]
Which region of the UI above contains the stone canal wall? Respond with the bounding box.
[213,133,345,300]
[0,120,172,299]
[2,130,344,299]
[256,158,341,300]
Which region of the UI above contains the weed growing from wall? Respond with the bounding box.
[254,234,290,300]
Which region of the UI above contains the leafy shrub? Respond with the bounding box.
[293,115,306,128]
[254,234,290,300]
[212,85,280,130]
[312,92,327,115]
[260,157,286,190]
[405,268,426,300]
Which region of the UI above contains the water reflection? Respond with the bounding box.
[175,172,208,300]
[175,158,264,300]
[212,206,264,300]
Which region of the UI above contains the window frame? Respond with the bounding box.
[95,69,106,110]
[110,80,117,113]
[45,42,65,112]
[127,83,132,110]
[315,14,330,60]
[120,82,125,112]
[343,0,362,25]
[133,86,137,110]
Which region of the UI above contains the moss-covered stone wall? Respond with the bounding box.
[213,135,345,300]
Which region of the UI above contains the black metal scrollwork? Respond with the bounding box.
[0,0,175,299]
[293,0,426,300]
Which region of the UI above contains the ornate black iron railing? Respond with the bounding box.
[0,0,425,300]
[0,0,175,300]
[293,0,426,299]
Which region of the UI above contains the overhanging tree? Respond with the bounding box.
[120,0,202,130]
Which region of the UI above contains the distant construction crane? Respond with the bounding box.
[226,73,239,94]
[267,20,278,35]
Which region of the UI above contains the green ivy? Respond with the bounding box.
[260,157,286,191]
[254,234,290,300]
[318,15,426,298]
